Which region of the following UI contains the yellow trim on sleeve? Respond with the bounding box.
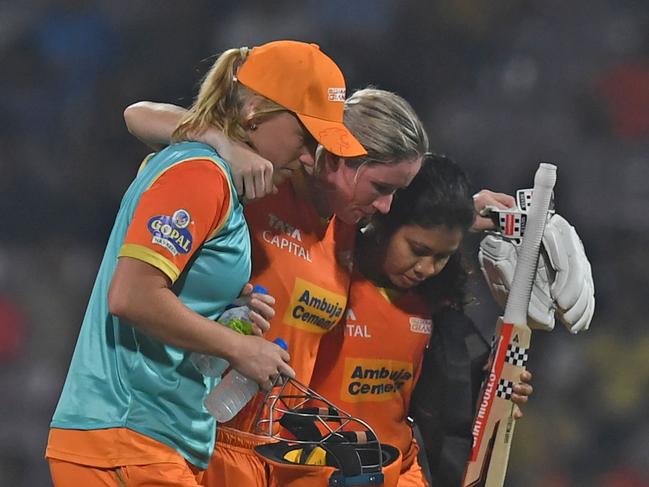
[137,153,156,175]
[119,243,181,283]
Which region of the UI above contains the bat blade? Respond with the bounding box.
[463,163,556,486]
[463,319,531,486]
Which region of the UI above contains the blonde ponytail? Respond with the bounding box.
[173,47,288,145]
[173,47,249,143]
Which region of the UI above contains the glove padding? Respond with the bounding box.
[478,214,595,333]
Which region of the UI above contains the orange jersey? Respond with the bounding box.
[226,171,356,432]
[309,271,433,456]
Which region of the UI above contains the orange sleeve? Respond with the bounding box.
[120,159,232,283]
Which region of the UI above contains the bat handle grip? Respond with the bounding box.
[503,162,557,325]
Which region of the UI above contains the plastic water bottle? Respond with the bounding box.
[190,285,269,377]
[205,337,288,422]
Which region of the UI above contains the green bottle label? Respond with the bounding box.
[227,317,253,336]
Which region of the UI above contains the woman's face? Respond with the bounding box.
[248,111,317,186]
[382,224,463,289]
[322,156,422,225]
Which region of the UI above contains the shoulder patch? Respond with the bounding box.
[172,209,191,229]
[409,317,432,335]
[147,212,193,256]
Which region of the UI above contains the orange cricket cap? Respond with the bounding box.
[236,40,367,158]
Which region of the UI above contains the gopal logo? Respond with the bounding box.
[341,358,413,403]
[283,278,345,333]
[147,214,193,256]
[172,208,191,229]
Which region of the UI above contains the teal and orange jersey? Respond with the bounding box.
[224,169,356,433]
[310,270,433,456]
[47,142,250,469]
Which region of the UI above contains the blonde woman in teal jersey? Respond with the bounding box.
[46,41,366,487]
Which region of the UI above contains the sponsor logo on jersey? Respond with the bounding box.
[344,308,372,338]
[267,213,302,241]
[346,324,372,338]
[283,278,345,333]
[261,213,312,262]
[409,317,432,334]
[172,208,191,229]
[147,214,193,256]
[342,358,413,403]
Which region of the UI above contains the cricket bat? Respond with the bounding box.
[462,162,557,487]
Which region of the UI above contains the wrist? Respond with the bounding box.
[198,319,238,361]
[216,326,245,363]
[196,127,226,152]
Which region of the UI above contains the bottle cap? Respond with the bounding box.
[252,285,269,295]
[273,337,288,351]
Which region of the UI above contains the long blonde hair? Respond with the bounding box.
[313,87,428,174]
[343,87,429,166]
[172,47,287,144]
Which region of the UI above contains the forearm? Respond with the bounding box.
[124,100,275,200]
[108,257,242,360]
[123,101,229,152]
[124,288,243,359]
[123,101,187,150]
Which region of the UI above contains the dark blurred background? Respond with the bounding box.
[1,1,648,485]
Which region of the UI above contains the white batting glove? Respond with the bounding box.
[479,235,556,329]
[478,214,595,334]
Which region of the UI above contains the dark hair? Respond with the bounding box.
[358,153,475,310]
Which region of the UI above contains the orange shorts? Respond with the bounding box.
[201,427,423,487]
[201,426,273,487]
[49,458,204,487]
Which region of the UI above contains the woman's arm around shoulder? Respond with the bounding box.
[124,101,276,199]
